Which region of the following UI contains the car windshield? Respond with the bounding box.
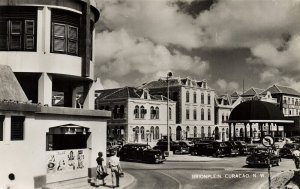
[253,149,268,154]
[220,143,227,147]
[188,142,194,145]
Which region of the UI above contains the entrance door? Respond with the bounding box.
[176,126,182,140]
[215,127,219,140]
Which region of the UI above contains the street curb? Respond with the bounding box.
[120,171,136,189]
[166,160,222,162]
[257,170,294,189]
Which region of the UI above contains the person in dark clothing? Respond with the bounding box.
[96,152,108,186]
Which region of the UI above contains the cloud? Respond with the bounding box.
[196,0,300,48]
[96,0,202,49]
[95,29,209,87]
[102,79,121,89]
[215,79,239,93]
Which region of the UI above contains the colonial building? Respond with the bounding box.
[140,76,215,140]
[0,1,110,188]
[95,87,176,145]
[261,85,300,116]
[214,94,242,141]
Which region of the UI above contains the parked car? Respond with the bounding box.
[246,147,281,167]
[279,143,300,158]
[118,143,165,164]
[176,140,194,153]
[233,141,250,155]
[211,142,234,157]
[290,136,300,143]
[153,141,189,155]
[190,142,226,157]
[106,142,122,157]
[224,141,239,156]
[190,143,211,156]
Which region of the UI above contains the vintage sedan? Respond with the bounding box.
[279,143,300,158]
[153,141,190,155]
[190,142,226,157]
[118,143,165,164]
[246,147,281,167]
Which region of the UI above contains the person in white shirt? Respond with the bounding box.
[108,151,122,187]
[292,147,300,169]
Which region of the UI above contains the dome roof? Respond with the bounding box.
[229,100,284,121]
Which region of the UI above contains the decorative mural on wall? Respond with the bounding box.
[47,149,87,173]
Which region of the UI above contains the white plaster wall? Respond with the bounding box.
[0,114,106,189]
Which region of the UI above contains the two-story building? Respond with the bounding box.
[140,76,215,140]
[214,94,242,141]
[0,1,110,188]
[95,87,176,145]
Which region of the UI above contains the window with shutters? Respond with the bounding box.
[0,7,37,51]
[11,116,25,141]
[52,23,78,55]
[0,20,36,51]
[51,9,80,56]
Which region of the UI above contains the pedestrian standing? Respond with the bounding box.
[108,151,122,188]
[292,147,300,169]
[96,152,108,187]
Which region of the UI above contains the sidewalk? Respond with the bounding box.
[87,169,135,189]
[166,154,224,162]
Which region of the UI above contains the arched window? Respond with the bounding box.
[169,127,172,138]
[201,126,205,138]
[222,114,225,123]
[194,126,197,137]
[186,109,190,120]
[134,105,139,118]
[155,107,159,119]
[193,109,197,120]
[140,126,145,140]
[169,107,172,120]
[208,109,211,120]
[201,108,204,120]
[226,128,229,138]
[150,126,155,140]
[208,126,211,137]
[186,91,190,103]
[155,126,159,139]
[208,94,211,104]
[150,106,155,119]
[194,92,197,103]
[186,126,190,138]
[201,93,204,104]
[140,106,145,119]
[225,115,229,121]
[135,126,139,141]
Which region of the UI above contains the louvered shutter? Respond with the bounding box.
[0,21,7,50]
[10,21,22,50]
[68,26,78,54]
[25,20,34,50]
[11,116,25,141]
[53,23,66,52]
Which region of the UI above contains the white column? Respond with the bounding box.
[42,6,51,54]
[38,73,52,106]
[83,82,95,110]
[4,115,11,143]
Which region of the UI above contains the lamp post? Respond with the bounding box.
[167,71,173,154]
